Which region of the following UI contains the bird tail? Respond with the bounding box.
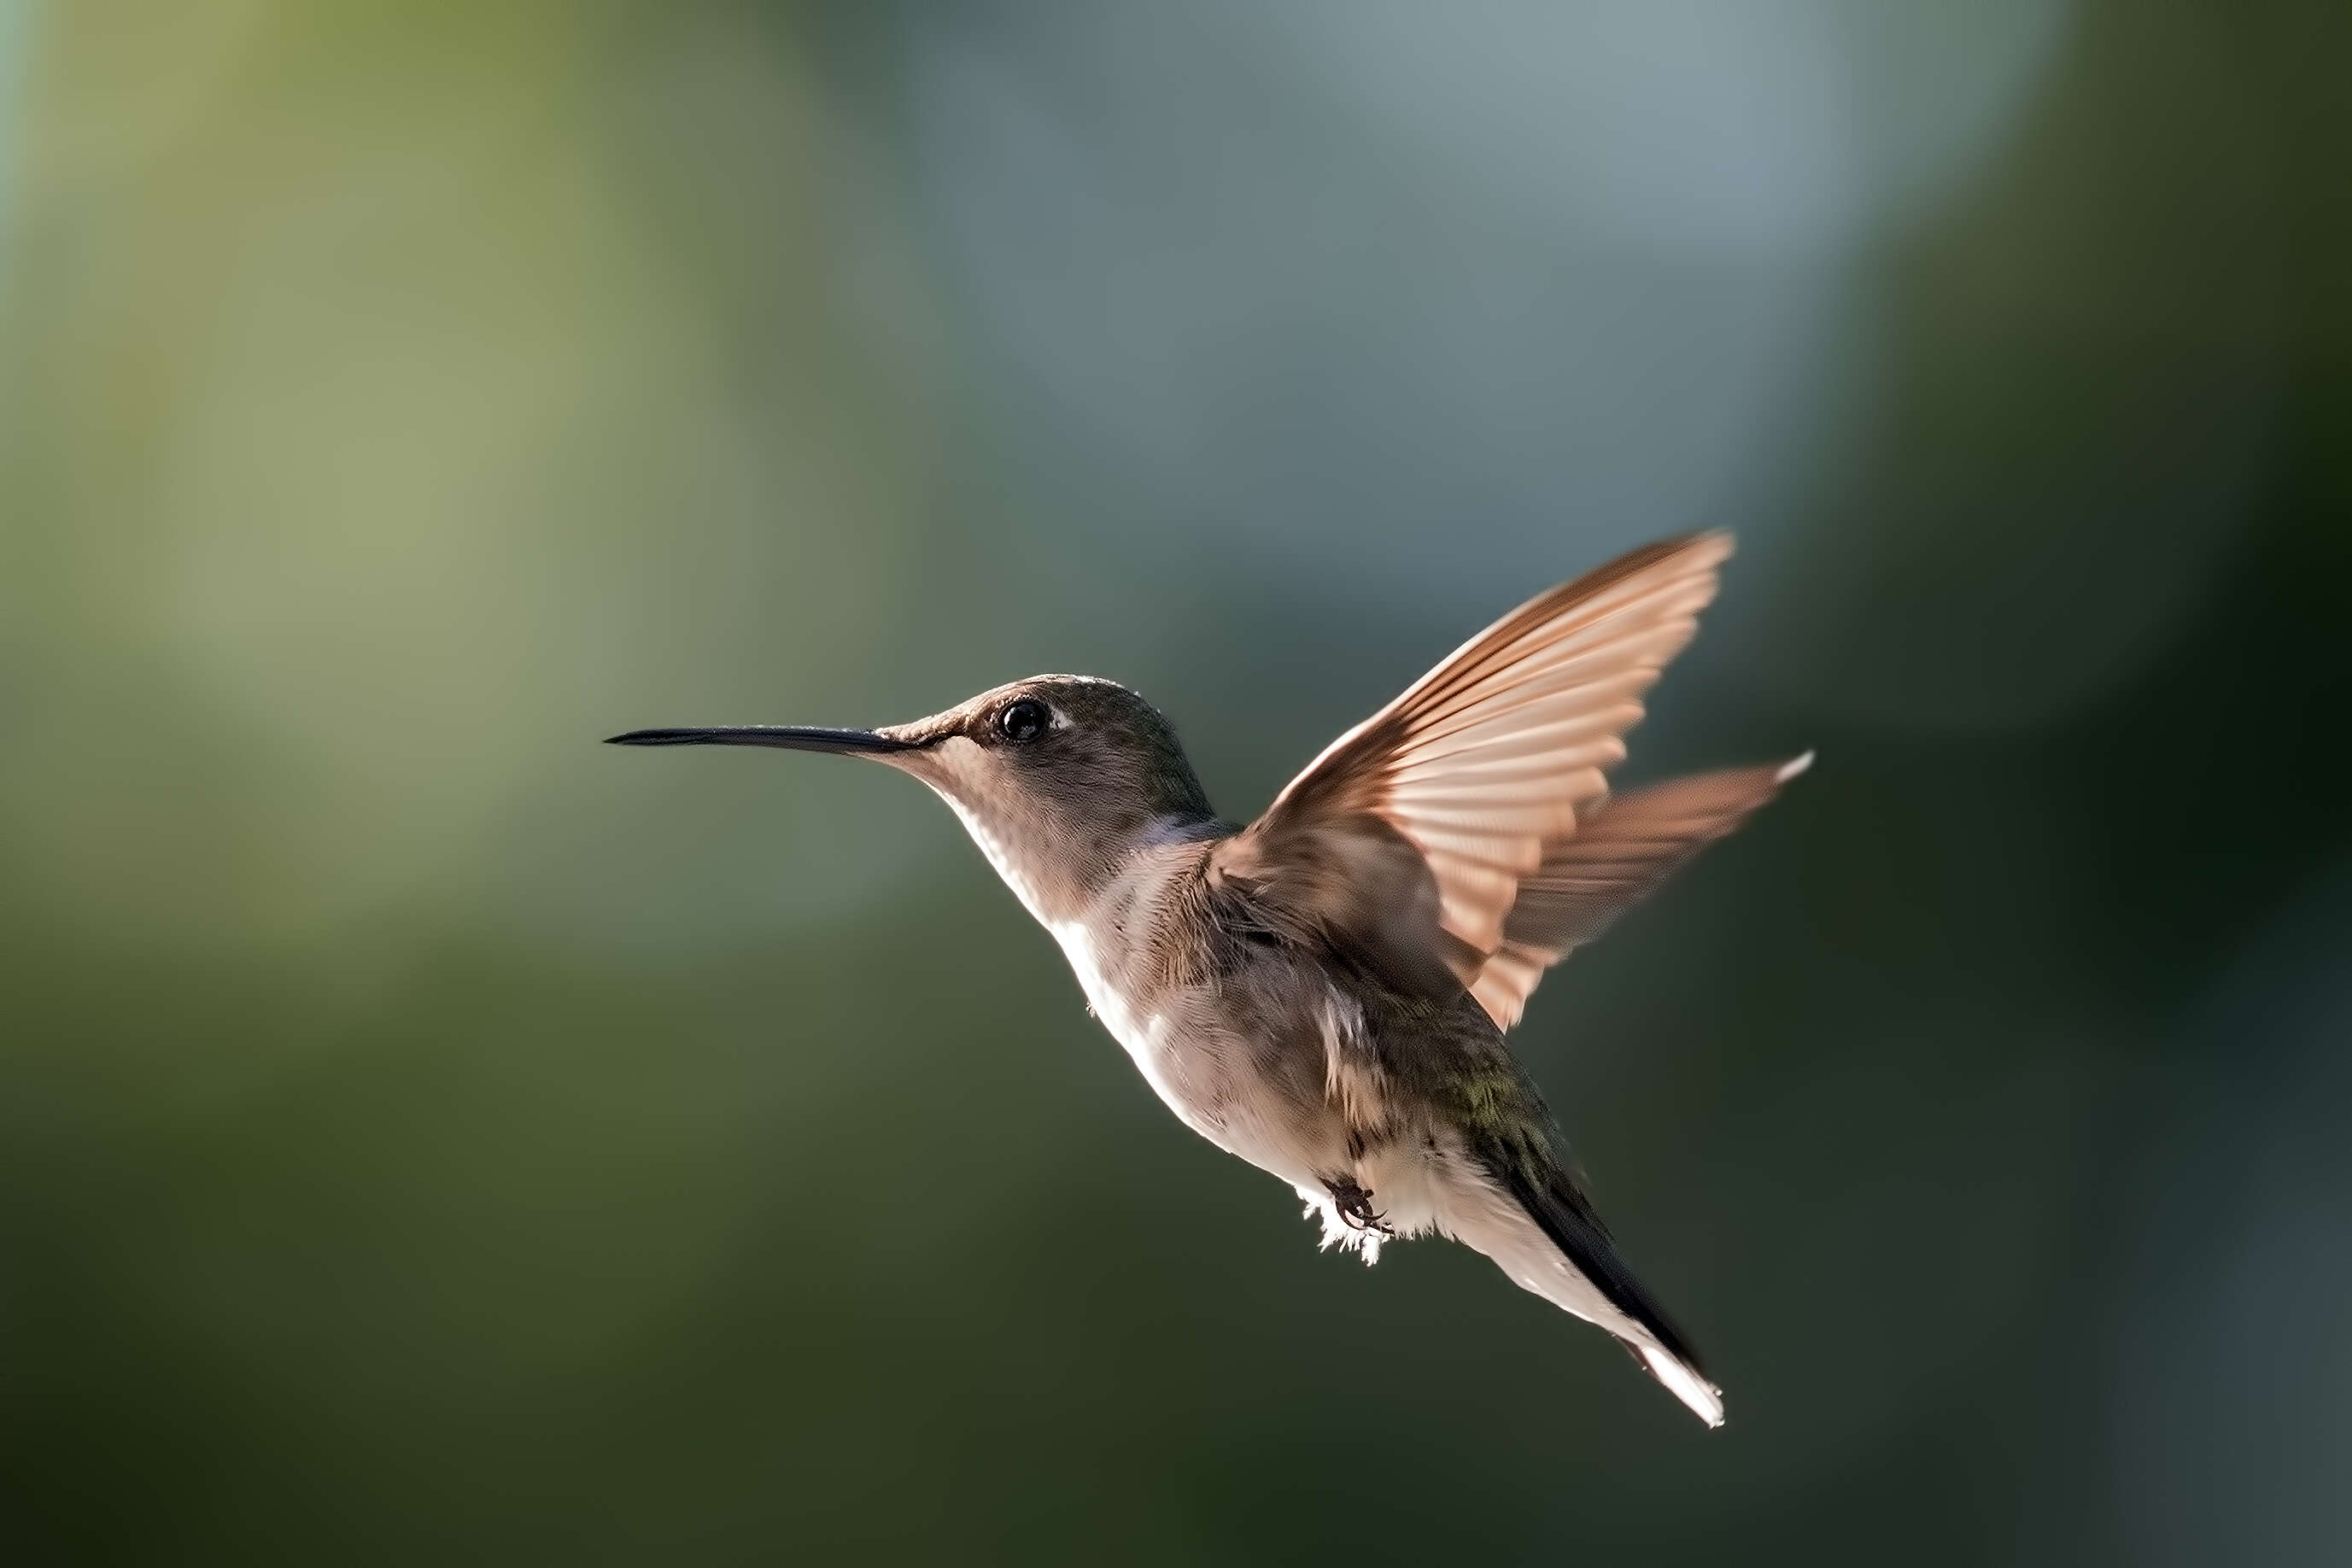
[1450,1149,1725,1427]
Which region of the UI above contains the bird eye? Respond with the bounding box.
[997,699,1050,743]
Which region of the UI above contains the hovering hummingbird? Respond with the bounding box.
[611,533,1807,1426]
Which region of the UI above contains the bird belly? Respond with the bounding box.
[1095,985,1331,1187]
[1046,919,1363,1192]
[1043,916,1456,1265]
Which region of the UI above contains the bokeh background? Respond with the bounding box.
[3,2,2348,1563]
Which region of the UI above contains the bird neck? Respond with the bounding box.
[948,799,1220,930]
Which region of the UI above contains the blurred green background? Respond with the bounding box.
[3,2,2349,1563]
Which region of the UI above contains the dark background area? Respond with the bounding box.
[3,2,2348,1562]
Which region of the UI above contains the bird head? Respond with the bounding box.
[609,676,1216,921]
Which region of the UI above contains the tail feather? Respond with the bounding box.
[1469,1152,1724,1427]
[1629,1341,1725,1429]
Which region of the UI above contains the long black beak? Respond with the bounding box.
[604,725,916,754]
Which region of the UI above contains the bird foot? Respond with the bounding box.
[1325,1176,1394,1238]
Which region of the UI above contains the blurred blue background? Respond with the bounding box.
[3,2,2348,1562]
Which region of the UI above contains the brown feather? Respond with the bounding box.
[1212,534,1750,1020]
[1469,758,1809,1027]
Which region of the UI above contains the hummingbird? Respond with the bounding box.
[610,532,1807,1426]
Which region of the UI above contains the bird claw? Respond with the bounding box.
[1325,1176,1394,1237]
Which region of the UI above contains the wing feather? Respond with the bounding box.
[1211,535,1752,1008]
[1466,756,1811,1027]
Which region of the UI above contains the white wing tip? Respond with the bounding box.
[1776,750,1817,785]
[1637,1343,1727,1428]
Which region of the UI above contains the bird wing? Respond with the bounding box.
[1464,758,1809,1026]
[1211,533,1752,1022]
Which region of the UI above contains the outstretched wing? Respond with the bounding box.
[1211,534,1758,1021]
[1464,757,1809,1026]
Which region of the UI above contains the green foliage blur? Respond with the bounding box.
[3,2,2348,1563]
